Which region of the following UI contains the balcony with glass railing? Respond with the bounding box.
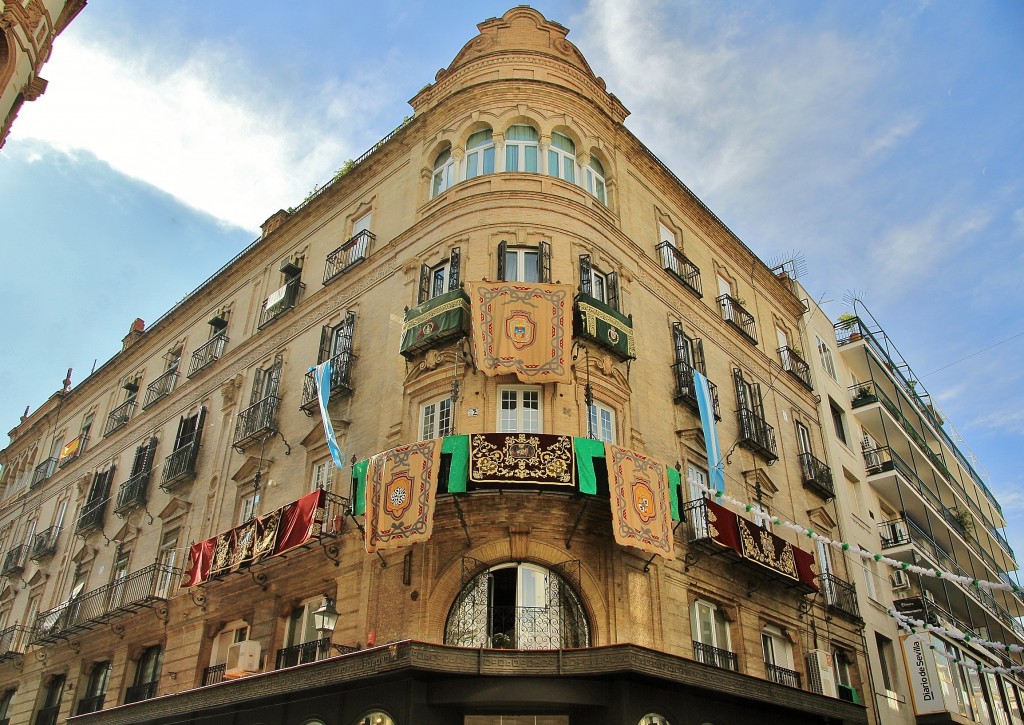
[778,346,812,390]
[717,294,757,344]
[233,395,280,449]
[187,334,228,378]
[324,230,374,285]
[656,241,702,298]
[143,368,178,409]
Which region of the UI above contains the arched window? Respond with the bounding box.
[431,147,454,198]
[585,156,606,204]
[637,715,672,725]
[465,129,495,179]
[444,563,589,650]
[356,713,395,725]
[547,132,576,183]
[504,125,539,173]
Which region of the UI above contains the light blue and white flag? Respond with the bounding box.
[693,369,725,493]
[312,361,346,470]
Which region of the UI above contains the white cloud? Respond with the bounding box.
[861,117,920,159]
[12,36,372,231]
[972,408,1024,437]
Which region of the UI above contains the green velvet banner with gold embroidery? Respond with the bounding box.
[400,288,470,359]
[575,293,635,360]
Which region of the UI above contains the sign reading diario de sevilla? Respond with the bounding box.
[900,633,947,715]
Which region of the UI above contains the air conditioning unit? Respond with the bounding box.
[923,589,937,605]
[224,640,261,678]
[806,649,838,698]
[837,684,860,704]
[891,569,909,590]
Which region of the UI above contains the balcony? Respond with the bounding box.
[766,662,801,688]
[324,229,374,284]
[34,705,59,725]
[187,334,228,378]
[821,572,861,621]
[693,641,738,671]
[143,368,178,409]
[29,527,60,561]
[656,241,702,298]
[275,638,357,669]
[798,452,834,500]
[114,469,150,517]
[201,663,226,687]
[31,457,58,488]
[124,681,158,705]
[104,398,137,437]
[1,544,27,576]
[300,350,354,415]
[75,694,106,715]
[778,347,812,390]
[0,624,31,661]
[58,434,87,467]
[75,499,108,536]
[672,360,721,420]
[161,441,200,492]
[31,562,180,645]
[233,395,280,450]
[717,294,757,344]
[258,276,303,330]
[737,408,778,462]
[400,288,470,359]
[574,292,635,360]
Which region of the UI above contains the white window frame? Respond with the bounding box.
[587,401,616,444]
[816,334,838,381]
[465,129,495,179]
[431,148,455,198]
[503,125,539,173]
[352,210,372,237]
[155,528,179,599]
[761,624,793,669]
[691,599,731,650]
[504,246,540,283]
[547,132,577,183]
[497,386,543,433]
[211,619,250,666]
[286,596,324,648]
[420,396,453,440]
[585,265,610,304]
[311,459,334,492]
[585,156,606,204]
[239,489,260,525]
[429,259,453,300]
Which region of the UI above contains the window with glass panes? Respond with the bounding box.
[431,147,455,197]
[585,156,606,204]
[421,397,453,440]
[692,600,730,650]
[498,387,542,433]
[311,459,334,492]
[504,125,539,172]
[547,132,577,182]
[588,402,615,443]
[816,334,837,380]
[465,129,495,178]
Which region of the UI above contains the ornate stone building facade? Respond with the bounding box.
[0,0,85,148]
[0,7,1016,725]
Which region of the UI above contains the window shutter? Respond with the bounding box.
[578,254,592,296]
[267,356,284,397]
[539,241,551,283]
[692,338,707,375]
[317,325,331,364]
[448,247,461,291]
[752,382,765,418]
[173,416,187,450]
[130,445,147,477]
[418,264,430,304]
[672,323,689,367]
[250,368,266,405]
[497,240,507,281]
[143,437,158,474]
[606,271,620,311]
[733,369,749,412]
[189,408,207,470]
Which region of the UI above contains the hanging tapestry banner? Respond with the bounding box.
[469,281,573,384]
[469,433,575,487]
[606,444,675,560]
[275,489,326,555]
[365,439,442,553]
[701,497,740,550]
[183,537,216,587]
[736,514,799,581]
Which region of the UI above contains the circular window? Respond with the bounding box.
[357,713,395,725]
[637,716,671,725]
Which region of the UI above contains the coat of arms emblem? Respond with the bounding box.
[505,310,536,350]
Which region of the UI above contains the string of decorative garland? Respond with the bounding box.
[695,484,1022,595]
[887,608,1024,675]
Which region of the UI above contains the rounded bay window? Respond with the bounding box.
[444,562,589,650]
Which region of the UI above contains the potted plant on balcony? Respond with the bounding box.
[951,508,974,536]
[852,384,874,405]
[837,313,861,341]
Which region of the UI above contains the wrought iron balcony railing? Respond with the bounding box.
[258,276,303,329]
[75,694,106,716]
[124,681,158,705]
[188,334,228,378]
[765,662,801,688]
[31,457,58,488]
[34,705,59,725]
[656,241,702,298]
[201,663,226,687]
[58,435,87,468]
[275,638,358,669]
[233,395,280,449]
[324,229,374,284]
[821,572,861,621]
[717,294,757,344]
[300,351,354,414]
[161,441,199,492]
[672,360,720,420]
[143,368,178,409]
[798,452,834,500]
[30,527,60,561]
[1,545,27,577]
[0,624,30,661]
[692,641,738,671]
[737,408,778,462]
[778,347,812,390]
[104,398,137,437]
[32,563,180,645]
[75,499,107,535]
[114,469,150,517]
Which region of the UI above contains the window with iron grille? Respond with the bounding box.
[417,247,461,303]
[578,253,619,310]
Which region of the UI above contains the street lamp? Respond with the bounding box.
[312,596,339,640]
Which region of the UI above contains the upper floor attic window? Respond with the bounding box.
[547,132,576,183]
[504,125,539,173]
[585,156,606,204]
[431,147,455,198]
[465,129,495,178]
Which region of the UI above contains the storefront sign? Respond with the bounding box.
[901,633,947,715]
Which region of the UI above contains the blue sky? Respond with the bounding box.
[2,1,1023,558]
